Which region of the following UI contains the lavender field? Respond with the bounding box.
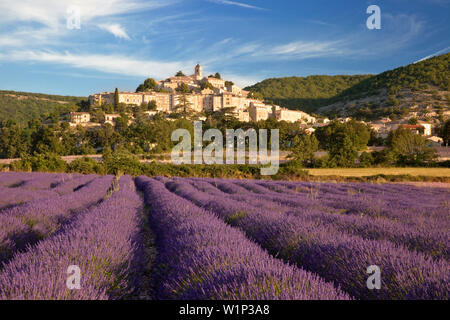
[0,172,448,300]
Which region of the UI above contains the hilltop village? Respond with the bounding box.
[71,64,442,144]
[87,64,316,124]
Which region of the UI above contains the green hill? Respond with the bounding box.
[245,53,450,119]
[336,53,449,100]
[245,74,372,113]
[0,90,85,124]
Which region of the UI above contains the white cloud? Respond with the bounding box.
[3,50,191,79]
[0,0,175,47]
[270,41,339,56]
[0,35,24,47]
[207,0,266,10]
[0,49,260,86]
[221,73,260,87]
[98,23,130,40]
[0,0,173,28]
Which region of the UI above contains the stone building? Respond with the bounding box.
[272,107,316,123]
[70,112,90,124]
[104,114,121,126]
[249,102,271,121]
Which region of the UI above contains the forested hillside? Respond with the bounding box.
[245,75,372,113]
[337,53,449,99]
[0,90,84,124]
[246,53,450,119]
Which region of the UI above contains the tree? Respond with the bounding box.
[31,126,65,155]
[214,72,221,79]
[77,100,90,112]
[147,100,157,111]
[315,120,370,167]
[408,117,418,125]
[177,82,191,94]
[135,84,145,93]
[200,82,215,91]
[175,71,186,77]
[290,134,319,167]
[136,78,157,92]
[68,156,105,174]
[214,107,238,126]
[10,152,67,173]
[359,152,374,167]
[92,109,105,123]
[225,81,234,87]
[114,88,119,108]
[247,91,263,100]
[102,103,114,114]
[174,94,194,118]
[0,123,31,158]
[438,120,450,146]
[116,102,128,113]
[386,127,437,165]
[133,104,146,124]
[114,114,129,133]
[102,147,142,176]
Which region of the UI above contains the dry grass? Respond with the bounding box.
[308,167,450,177]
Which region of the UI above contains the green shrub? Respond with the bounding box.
[10,152,66,172]
[359,152,374,167]
[68,157,105,175]
[102,147,142,176]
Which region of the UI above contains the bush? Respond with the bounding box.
[68,157,105,175]
[10,152,66,172]
[313,155,330,168]
[274,160,309,180]
[386,128,438,165]
[102,147,142,176]
[359,152,374,167]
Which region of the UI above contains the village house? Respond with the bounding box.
[417,121,432,136]
[104,114,121,126]
[249,102,271,121]
[369,119,433,138]
[272,106,316,123]
[70,112,90,124]
[428,136,443,147]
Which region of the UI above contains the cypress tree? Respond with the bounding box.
[114,88,119,109]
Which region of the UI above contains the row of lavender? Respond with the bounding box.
[0,172,81,190]
[0,175,145,299]
[164,177,449,300]
[0,173,114,265]
[0,174,98,210]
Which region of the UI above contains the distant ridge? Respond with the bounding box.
[0,90,85,124]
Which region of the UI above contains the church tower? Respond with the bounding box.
[194,64,203,80]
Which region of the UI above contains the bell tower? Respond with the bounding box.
[194,64,203,80]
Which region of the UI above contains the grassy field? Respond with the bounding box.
[308,167,450,177]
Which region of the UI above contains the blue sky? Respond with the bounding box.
[0,0,448,96]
